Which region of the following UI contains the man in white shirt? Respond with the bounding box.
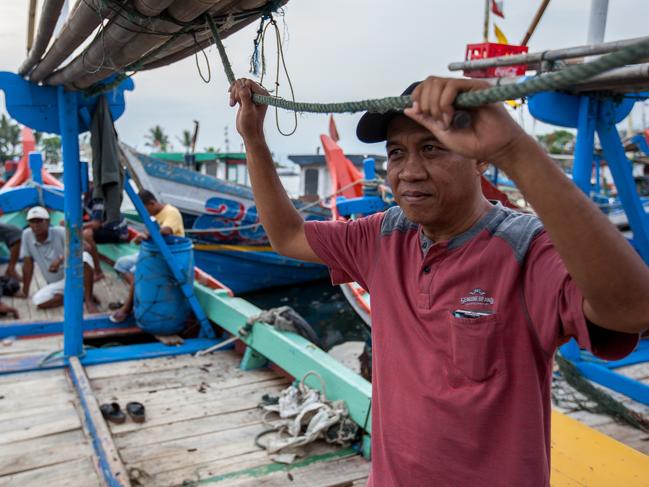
[15,206,98,313]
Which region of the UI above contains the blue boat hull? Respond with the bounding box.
[193,247,329,294]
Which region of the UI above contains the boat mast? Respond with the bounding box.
[521,0,551,46]
[26,0,37,54]
[587,0,609,45]
[483,0,490,42]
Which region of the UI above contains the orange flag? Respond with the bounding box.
[329,114,340,142]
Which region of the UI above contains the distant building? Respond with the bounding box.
[151,152,249,186]
[288,154,387,201]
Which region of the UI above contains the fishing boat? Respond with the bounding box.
[1,0,648,485]
[123,146,330,245]
[122,147,329,293]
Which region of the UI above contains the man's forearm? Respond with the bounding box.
[497,137,649,332]
[22,259,33,295]
[244,138,305,251]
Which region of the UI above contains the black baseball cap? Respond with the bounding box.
[356,81,421,143]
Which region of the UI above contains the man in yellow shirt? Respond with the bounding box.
[110,189,185,324]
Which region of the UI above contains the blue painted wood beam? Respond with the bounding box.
[0,315,136,339]
[67,357,131,486]
[123,172,215,338]
[59,86,84,358]
[0,338,221,375]
[574,361,649,405]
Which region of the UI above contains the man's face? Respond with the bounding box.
[28,218,49,238]
[144,201,156,216]
[385,116,483,230]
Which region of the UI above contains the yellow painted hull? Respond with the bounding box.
[551,410,649,486]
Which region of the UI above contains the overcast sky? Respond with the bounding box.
[1,0,648,164]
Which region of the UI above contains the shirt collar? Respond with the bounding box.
[34,227,53,246]
[419,201,505,255]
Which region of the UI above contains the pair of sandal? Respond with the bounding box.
[100,401,145,424]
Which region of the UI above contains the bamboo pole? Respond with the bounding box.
[483,0,490,42]
[26,0,38,54]
[521,0,551,46]
[18,0,65,76]
[30,0,111,82]
[140,14,261,71]
[477,63,649,93]
[47,0,226,89]
[448,36,649,72]
[133,0,175,17]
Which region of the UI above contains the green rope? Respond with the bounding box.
[205,16,649,114]
[555,353,649,432]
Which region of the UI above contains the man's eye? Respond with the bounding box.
[423,144,447,154]
[388,148,403,158]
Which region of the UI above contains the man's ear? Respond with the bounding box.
[476,160,489,175]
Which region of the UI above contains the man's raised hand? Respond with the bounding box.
[403,76,530,171]
[229,79,270,142]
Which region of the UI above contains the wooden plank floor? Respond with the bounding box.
[1,338,646,486]
[86,350,370,486]
[0,364,102,486]
[0,261,129,324]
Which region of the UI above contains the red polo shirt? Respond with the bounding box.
[304,203,638,487]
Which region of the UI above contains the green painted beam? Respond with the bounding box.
[194,283,372,434]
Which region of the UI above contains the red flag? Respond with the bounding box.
[329,114,340,142]
[491,0,504,18]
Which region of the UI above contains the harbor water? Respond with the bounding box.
[243,278,369,352]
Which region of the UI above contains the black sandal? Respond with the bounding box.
[126,401,146,423]
[100,402,126,424]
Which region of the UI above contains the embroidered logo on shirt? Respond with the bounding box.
[460,288,495,305]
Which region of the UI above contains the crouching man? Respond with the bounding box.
[15,206,98,313]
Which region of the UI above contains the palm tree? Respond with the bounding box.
[178,129,192,155]
[0,115,20,161]
[41,135,61,164]
[145,125,170,152]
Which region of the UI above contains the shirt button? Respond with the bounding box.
[423,266,431,274]
[422,241,428,249]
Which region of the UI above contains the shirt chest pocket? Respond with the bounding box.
[448,312,504,382]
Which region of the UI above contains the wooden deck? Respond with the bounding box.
[0,261,129,324]
[0,339,370,486]
[0,339,646,485]
[0,366,103,487]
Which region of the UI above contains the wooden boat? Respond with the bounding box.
[122,146,329,293]
[3,1,648,485]
[123,145,330,245]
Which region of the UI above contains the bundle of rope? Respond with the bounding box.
[256,371,359,463]
[554,353,649,432]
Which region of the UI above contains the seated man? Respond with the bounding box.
[0,223,22,280]
[111,190,184,324]
[83,198,128,281]
[15,206,98,313]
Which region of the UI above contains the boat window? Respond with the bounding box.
[304,168,319,196]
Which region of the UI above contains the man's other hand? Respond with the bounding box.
[48,256,64,273]
[229,78,269,142]
[404,77,531,172]
[0,303,19,318]
[133,230,150,244]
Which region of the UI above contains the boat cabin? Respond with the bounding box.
[288,153,387,201]
[152,152,249,186]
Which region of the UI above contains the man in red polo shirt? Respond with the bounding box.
[228,77,648,486]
